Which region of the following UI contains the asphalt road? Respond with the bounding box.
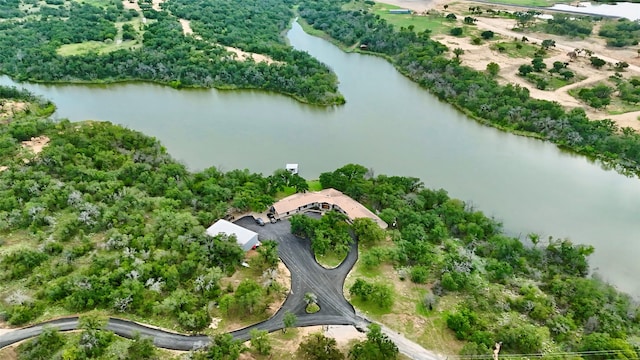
[0,216,442,359]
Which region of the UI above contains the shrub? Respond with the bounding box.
[450,27,463,36]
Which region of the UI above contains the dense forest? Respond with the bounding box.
[0,0,343,105]
[297,0,640,177]
[2,87,639,359]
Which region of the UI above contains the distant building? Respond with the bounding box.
[285,163,299,175]
[270,188,387,229]
[389,8,411,14]
[206,219,260,251]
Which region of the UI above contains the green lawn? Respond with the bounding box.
[306,180,323,192]
[315,249,347,268]
[373,3,451,34]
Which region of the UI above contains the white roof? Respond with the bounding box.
[206,220,257,245]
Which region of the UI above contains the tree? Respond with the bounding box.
[349,323,399,360]
[257,240,279,269]
[579,333,637,360]
[127,333,158,359]
[352,218,385,244]
[531,57,547,72]
[615,61,629,71]
[450,27,463,36]
[17,326,65,360]
[453,48,465,59]
[481,30,495,40]
[463,16,477,25]
[283,310,297,333]
[445,13,456,20]
[486,62,500,77]
[590,56,606,69]
[193,333,244,360]
[249,329,272,355]
[560,69,575,81]
[518,64,534,76]
[304,292,318,306]
[298,333,344,360]
[541,39,556,49]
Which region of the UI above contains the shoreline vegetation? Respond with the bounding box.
[0,0,639,179]
[0,0,345,106]
[295,0,640,178]
[0,96,639,358]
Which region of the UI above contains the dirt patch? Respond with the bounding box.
[222,46,279,65]
[122,0,141,12]
[374,0,640,131]
[179,18,193,35]
[0,101,27,119]
[0,166,7,172]
[178,18,279,64]
[325,325,366,347]
[0,346,18,360]
[152,0,163,11]
[21,136,49,154]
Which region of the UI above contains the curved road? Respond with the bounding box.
[0,216,442,359]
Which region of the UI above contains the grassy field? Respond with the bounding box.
[57,39,139,56]
[490,40,547,58]
[307,180,323,192]
[372,3,452,34]
[316,249,347,268]
[345,245,465,355]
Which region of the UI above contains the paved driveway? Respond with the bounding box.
[0,216,443,360]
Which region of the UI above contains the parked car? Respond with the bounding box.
[255,217,265,226]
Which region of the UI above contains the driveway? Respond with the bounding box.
[0,216,442,360]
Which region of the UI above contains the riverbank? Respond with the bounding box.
[372,0,640,130]
[297,0,640,179]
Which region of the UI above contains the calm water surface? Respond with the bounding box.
[3,22,640,297]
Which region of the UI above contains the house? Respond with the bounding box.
[269,188,387,229]
[389,9,411,14]
[206,219,260,251]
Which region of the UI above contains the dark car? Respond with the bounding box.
[256,217,265,226]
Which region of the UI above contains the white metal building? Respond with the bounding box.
[206,220,260,251]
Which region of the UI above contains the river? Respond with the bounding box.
[2,21,640,297]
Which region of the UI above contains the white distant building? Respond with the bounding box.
[285,163,299,175]
[206,220,260,251]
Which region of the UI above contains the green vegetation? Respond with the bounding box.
[298,0,640,176]
[490,41,546,58]
[290,210,353,264]
[297,332,344,360]
[370,3,451,35]
[598,19,640,47]
[570,78,640,114]
[0,85,304,333]
[3,80,640,358]
[315,163,640,357]
[0,0,344,105]
[350,323,399,360]
[532,15,593,37]
[519,59,583,91]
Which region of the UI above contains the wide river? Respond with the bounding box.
[2,22,640,297]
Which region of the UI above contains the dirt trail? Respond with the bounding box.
[178,19,279,64]
[374,0,640,130]
[122,0,141,11]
